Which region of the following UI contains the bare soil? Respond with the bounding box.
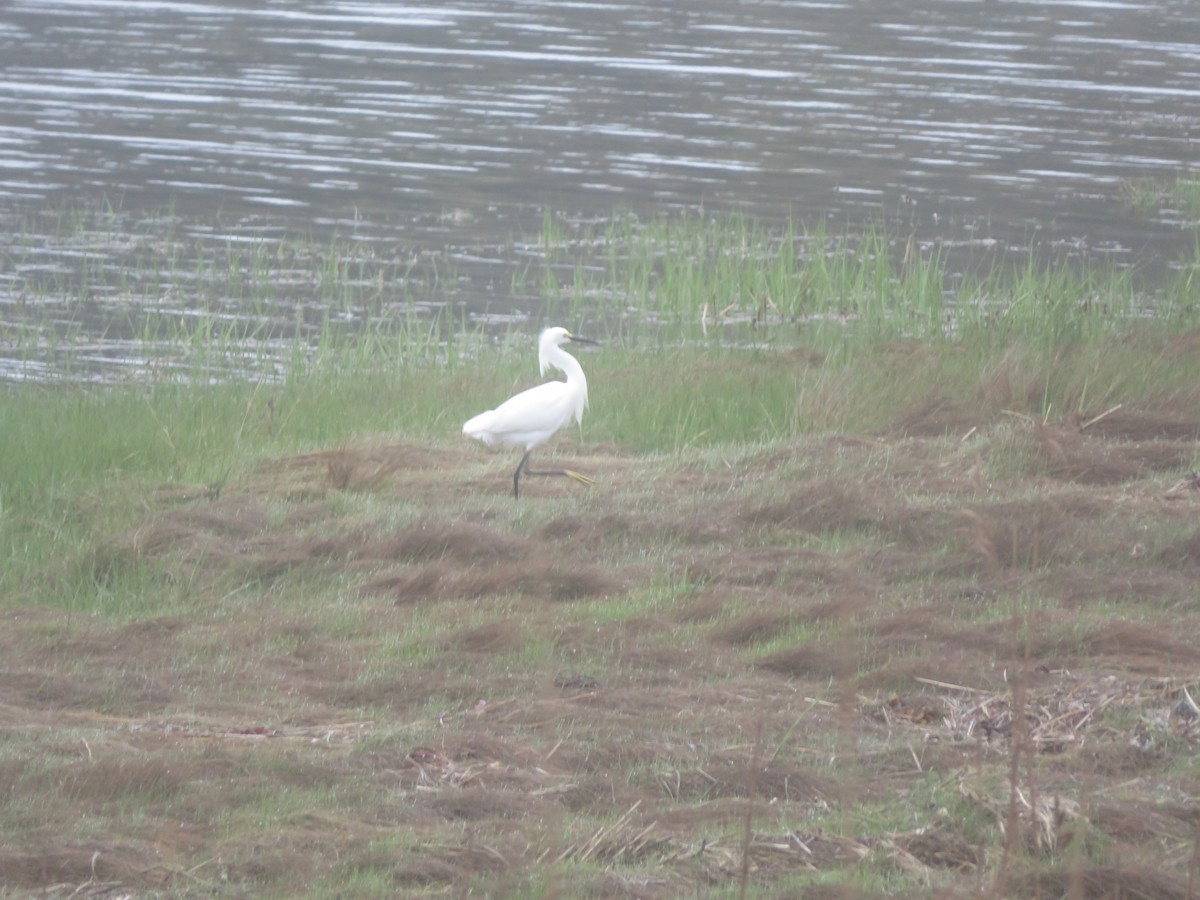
[3,407,1200,897]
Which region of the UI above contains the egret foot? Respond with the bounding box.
[513,450,595,499]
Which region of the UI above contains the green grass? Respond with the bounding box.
[4,310,1199,612]
[3,205,1200,897]
[1122,170,1200,222]
[531,212,1167,351]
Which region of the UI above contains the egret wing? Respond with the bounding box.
[468,380,578,449]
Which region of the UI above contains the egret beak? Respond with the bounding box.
[566,334,600,346]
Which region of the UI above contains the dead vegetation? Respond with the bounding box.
[4,403,1200,898]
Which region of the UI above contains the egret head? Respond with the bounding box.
[538,326,598,375]
[539,326,572,349]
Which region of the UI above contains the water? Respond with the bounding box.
[1,0,1198,380]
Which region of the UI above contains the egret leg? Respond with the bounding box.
[511,450,595,500]
[512,450,532,499]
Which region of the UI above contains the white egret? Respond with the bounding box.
[463,326,599,499]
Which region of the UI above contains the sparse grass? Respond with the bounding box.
[1122,170,1200,223]
[3,207,1200,897]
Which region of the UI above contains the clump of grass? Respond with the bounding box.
[1122,171,1200,223]
[533,211,1186,363]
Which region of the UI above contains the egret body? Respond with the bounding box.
[463,326,598,498]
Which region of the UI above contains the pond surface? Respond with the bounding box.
[1,0,1198,379]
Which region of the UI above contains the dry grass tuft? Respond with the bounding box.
[888,394,983,437]
[45,757,185,803]
[382,518,531,564]
[757,638,858,682]
[364,555,621,604]
[1079,408,1199,442]
[959,500,1076,573]
[695,547,839,588]
[1078,621,1200,669]
[1156,527,1200,571]
[1091,801,1200,844]
[891,827,983,870]
[1007,864,1194,900]
[274,441,456,492]
[0,845,153,892]
[896,671,1196,760]
[443,620,528,655]
[710,610,798,646]
[742,479,882,533]
[1015,421,1196,485]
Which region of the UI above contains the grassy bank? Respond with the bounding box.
[2,212,1200,897]
[6,320,1200,605]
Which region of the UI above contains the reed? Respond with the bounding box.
[531,211,1178,362]
[5,203,1194,382]
[1122,170,1200,222]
